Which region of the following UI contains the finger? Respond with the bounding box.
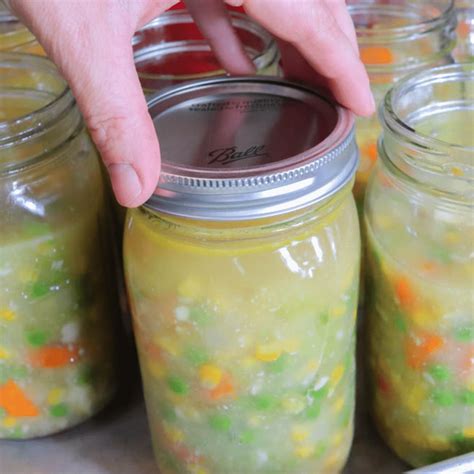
[326,0,359,54]
[185,0,255,75]
[237,0,375,116]
[10,1,162,208]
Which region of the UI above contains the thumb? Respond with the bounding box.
[74,41,161,208]
[10,1,161,208]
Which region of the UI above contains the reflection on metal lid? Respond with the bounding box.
[146,76,357,220]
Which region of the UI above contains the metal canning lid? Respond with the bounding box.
[146,76,357,221]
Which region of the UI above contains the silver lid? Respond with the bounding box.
[146,76,357,221]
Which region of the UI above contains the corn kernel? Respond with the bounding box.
[178,278,202,299]
[291,425,310,443]
[294,444,315,459]
[255,343,282,362]
[2,417,16,428]
[0,309,16,321]
[0,347,10,360]
[330,365,345,387]
[282,395,306,414]
[47,388,64,405]
[164,424,184,444]
[463,427,474,438]
[331,397,345,414]
[148,360,166,379]
[199,364,223,389]
[155,335,180,356]
[330,304,346,318]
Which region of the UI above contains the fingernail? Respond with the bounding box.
[108,163,142,205]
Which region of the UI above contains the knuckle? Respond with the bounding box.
[85,113,129,162]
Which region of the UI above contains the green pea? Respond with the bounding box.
[307,384,329,402]
[394,313,407,333]
[432,390,455,407]
[11,426,24,439]
[252,394,277,411]
[30,281,50,299]
[50,403,69,417]
[303,403,321,420]
[239,429,256,444]
[189,307,212,326]
[26,330,48,347]
[161,406,177,422]
[268,354,288,374]
[428,245,451,264]
[0,407,6,418]
[428,365,451,382]
[314,443,328,459]
[209,414,231,432]
[184,347,209,367]
[454,327,474,342]
[319,312,329,325]
[460,390,474,406]
[23,221,50,237]
[167,376,188,395]
[76,366,97,386]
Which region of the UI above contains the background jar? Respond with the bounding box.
[0,5,44,54]
[453,0,474,62]
[365,63,474,467]
[124,78,360,474]
[348,0,456,208]
[133,10,280,93]
[0,53,118,438]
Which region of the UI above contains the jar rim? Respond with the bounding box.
[0,52,72,146]
[145,76,357,221]
[348,0,455,41]
[381,62,474,153]
[133,10,278,82]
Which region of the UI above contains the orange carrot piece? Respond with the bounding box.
[0,380,39,417]
[363,142,378,163]
[406,334,444,370]
[360,46,394,65]
[210,374,235,400]
[395,276,416,309]
[29,344,80,368]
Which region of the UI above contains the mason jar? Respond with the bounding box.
[0,53,118,438]
[348,0,456,207]
[453,0,474,62]
[348,0,456,305]
[133,10,280,93]
[124,77,360,473]
[0,5,44,54]
[365,63,474,467]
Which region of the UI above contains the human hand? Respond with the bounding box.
[9,0,373,208]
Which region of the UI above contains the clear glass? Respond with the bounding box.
[365,63,474,467]
[453,0,474,62]
[349,0,456,207]
[348,0,456,305]
[0,53,118,438]
[133,10,281,93]
[0,8,44,54]
[124,184,360,474]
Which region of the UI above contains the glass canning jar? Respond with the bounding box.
[0,53,118,438]
[365,63,474,467]
[0,5,44,54]
[453,0,474,62]
[133,10,280,93]
[348,0,456,208]
[124,77,360,474]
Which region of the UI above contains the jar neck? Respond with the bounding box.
[379,63,473,205]
[0,53,82,175]
[133,10,279,88]
[0,9,36,51]
[139,180,354,243]
[349,0,456,80]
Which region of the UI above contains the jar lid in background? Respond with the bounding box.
[146,76,357,220]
